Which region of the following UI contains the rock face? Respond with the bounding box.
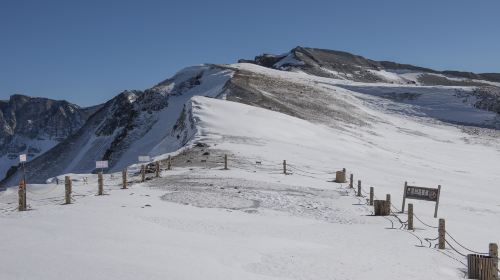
[246,46,500,86]
[0,95,96,180]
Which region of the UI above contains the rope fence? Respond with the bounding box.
[1,153,498,276]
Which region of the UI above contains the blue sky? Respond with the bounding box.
[1,0,499,106]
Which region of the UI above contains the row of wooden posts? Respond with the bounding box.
[16,156,498,279]
[19,155,175,210]
[336,168,498,280]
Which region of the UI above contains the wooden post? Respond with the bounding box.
[349,174,353,188]
[335,170,346,183]
[401,181,407,213]
[122,169,127,189]
[386,194,391,214]
[167,155,172,170]
[407,203,414,230]
[374,200,388,216]
[468,253,498,280]
[369,187,374,206]
[64,176,72,204]
[469,254,480,279]
[339,168,347,183]
[479,257,497,280]
[434,185,441,218]
[141,165,145,182]
[357,180,361,197]
[438,218,445,249]
[98,172,104,195]
[18,180,26,211]
[155,161,160,178]
[490,243,498,278]
[283,160,286,174]
[224,154,228,170]
[22,180,27,210]
[18,182,23,211]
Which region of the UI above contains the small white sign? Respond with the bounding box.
[138,156,150,162]
[19,154,27,163]
[96,161,109,169]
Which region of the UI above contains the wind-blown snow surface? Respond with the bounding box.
[338,84,500,128]
[1,93,499,279]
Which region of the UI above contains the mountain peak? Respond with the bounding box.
[241,47,500,84]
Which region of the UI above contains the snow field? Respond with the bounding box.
[1,63,500,279]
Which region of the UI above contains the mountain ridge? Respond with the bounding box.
[2,47,500,186]
[240,46,500,84]
[0,94,101,181]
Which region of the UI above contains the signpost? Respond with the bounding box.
[95,161,108,196]
[401,182,441,218]
[19,154,27,185]
[18,154,28,210]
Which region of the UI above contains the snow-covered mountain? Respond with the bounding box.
[0,95,98,181]
[1,66,233,185]
[2,47,500,279]
[2,47,500,186]
[2,86,500,280]
[240,47,500,122]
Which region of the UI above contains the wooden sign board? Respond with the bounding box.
[402,183,441,218]
[405,186,439,202]
[96,161,109,169]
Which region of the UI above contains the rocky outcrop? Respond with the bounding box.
[0,95,98,179]
[245,46,500,86]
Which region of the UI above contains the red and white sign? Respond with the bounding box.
[19,154,27,163]
[96,161,109,169]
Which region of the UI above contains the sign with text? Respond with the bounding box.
[96,161,109,169]
[405,186,439,202]
[402,183,442,218]
[19,154,27,163]
[138,156,150,162]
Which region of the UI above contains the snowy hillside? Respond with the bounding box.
[1,94,499,279]
[4,48,500,186]
[1,47,499,279]
[2,65,233,185]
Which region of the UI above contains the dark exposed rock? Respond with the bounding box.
[0,94,98,180]
[0,95,91,148]
[245,46,500,86]
[472,86,500,114]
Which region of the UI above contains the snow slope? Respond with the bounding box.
[228,63,500,128]
[1,94,499,279]
[338,84,500,128]
[2,65,233,185]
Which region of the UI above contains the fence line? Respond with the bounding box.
[2,154,497,276]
